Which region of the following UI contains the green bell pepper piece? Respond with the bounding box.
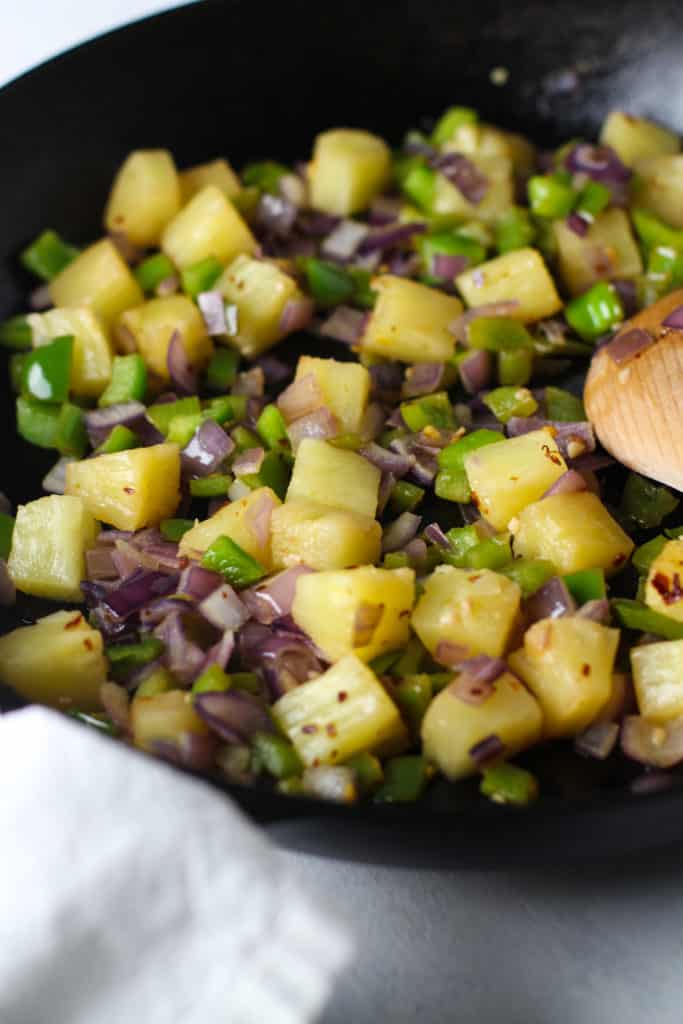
[0,513,15,560]
[621,472,679,529]
[563,568,606,604]
[160,518,195,542]
[146,396,201,436]
[467,317,533,352]
[400,391,454,431]
[189,474,233,498]
[56,402,87,457]
[436,429,502,504]
[21,229,79,281]
[393,636,427,677]
[495,206,536,254]
[463,534,511,571]
[16,396,60,448]
[257,404,289,450]
[632,208,683,252]
[565,281,624,342]
[383,551,411,569]
[167,412,202,447]
[544,386,586,422]
[98,354,147,407]
[527,174,576,218]
[180,256,223,299]
[402,163,437,212]
[374,755,431,803]
[192,665,232,695]
[22,335,73,403]
[252,732,302,780]
[242,160,290,193]
[202,535,266,588]
[483,386,538,423]
[575,180,610,220]
[346,751,384,794]
[612,599,683,640]
[134,252,176,293]
[499,558,554,597]
[205,346,240,391]
[303,258,355,308]
[480,763,539,806]
[388,480,425,514]
[204,394,246,426]
[431,105,478,146]
[442,524,481,566]
[0,315,32,350]
[632,535,668,575]
[96,425,139,455]
[418,231,486,283]
[106,636,164,674]
[395,674,433,732]
[231,424,261,452]
[136,667,174,697]
[240,451,290,500]
[498,348,533,387]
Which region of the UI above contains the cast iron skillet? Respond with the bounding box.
[2,0,683,867]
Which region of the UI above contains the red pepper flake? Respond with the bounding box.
[123,486,135,495]
[613,553,627,567]
[541,443,562,466]
[468,574,482,583]
[581,663,591,677]
[470,491,480,508]
[399,608,411,618]
[84,638,94,651]
[64,614,83,630]
[301,724,318,734]
[652,572,683,605]
[337,691,348,703]
[326,723,338,737]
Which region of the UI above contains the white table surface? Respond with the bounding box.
[4,5,683,1022]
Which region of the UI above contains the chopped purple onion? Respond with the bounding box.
[542,469,588,498]
[360,442,413,478]
[42,456,74,495]
[241,566,314,625]
[662,305,683,329]
[86,546,118,581]
[277,372,323,422]
[100,681,131,732]
[194,690,275,743]
[575,721,619,761]
[199,584,249,631]
[167,330,198,395]
[197,290,227,336]
[84,401,147,448]
[201,629,236,672]
[611,279,638,318]
[256,355,291,391]
[381,511,422,553]
[102,569,178,621]
[458,349,492,395]
[321,220,369,260]
[431,252,469,280]
[566,212,590,237]
[434,640,470,667]
[376,471,396,516]
[388,252,421,277]
[232,368,265,399]
[432,153,489,204]
[506,416,595,459]
[280,297,314,335]
[423,522,451,549]
[468,733,506,765]
[177,564,223,601]
[369,361,403,401]
[318,306,368,346]
[232,446,265,478]
[525,577,576,622]
[182,420,234,477]
[359,221,426,254]
[256,193,298,237]
[369,196,403,225]
[29,283,52,311]
[565,143,631,184]
[156,609,206,686]
[622,715,683,769]
[287,408,340,448]
[402,362,445,398]
[576,598,611,624]
[156,274,180,298]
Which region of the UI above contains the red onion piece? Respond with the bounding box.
[506,416,595,460]
[102,569,178,621]
[279,173,307,207]
[570,452,614,473]
[433,153,489,204]
[381,511,422,553]
[605,327,654,365]
[177,564,222,601]
[297,211,341,236]
[238,622,324,698]
[198,584,249,631]
[256,355,291,390]
[611,279,638,318]
[182,420,234,477]
[109,230,145,265]
[431,252,469,280]
[458,349,492,395]
[280,297,314,335]
[100,681,131,732]
[360,442,413,478]
[468,733,505,765]
[0,559,16,606]
[566,212,590,237]
[194,690,275,743]
[287,408,340,448]
[542,469,588,497]
[277,372,323,422]
[29,283,53,311]
[576,598,611,623]
[115,533,181,575]
[85,401,147,447]
[404,538,428,568]
[565,143,631,184]
[256,193,298,237]
[319,306,368,346]
[321,220,369,260]
[232,367,265,398]
[156,274,180,297]
[359,221,426,253]
[369,361,403,401]
[42,456,74,494]
[249,489,278,553]
[388,252,421,277]
[241,565,314,625]
[352,250,382,273]
[574,721,619,760]
[377,471,396,516]
[232,446,265,478]
[156,609,206,686]
[423,522,451,549]
[369,196,403,225]
[450,301,519,343]
[198,291,228,336]
[201,629,236,672]
[402,362,445,398]
[525,577,576,622]
[86,546,118,581]
[167,330,197,395]
[621,715,683,769]
[434,641,471,668]
[662,305,683,329]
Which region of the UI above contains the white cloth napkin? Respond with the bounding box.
[0,707,352,1024]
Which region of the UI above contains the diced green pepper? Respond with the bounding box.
[348,267,377,310]
[257,404,289,450]
[21,229,79,281]
[191,665,232,695]
[204,394,246,426]
[395,674,433,732]
[400,391,454,431]
[201,535,266,588]
[303,258,355,308]
[621,472,679,529]
[646,245,683,298]
[329,433,362,451]
[22,335,73,403]
[498,348,533,387]
[442,524,481,566]
[382,551,411,570]
[483,386,538,423]
[369,650,403,676]
[0,512,15,561]
[98,354,147,407]
[107,636,164,674]
[136,667,174,697]
[167,412,202,447]
[565,281,624,342]
[134,252,176,293]
[240,451,290,500]
[346,751,384,794]
[495,206,536,254]
[231,424,261,452]
[544,386,586,422]
[252,732,302,780]
[242,160,290,193]
[418,231,486,283]
[575,180,610,220]
[632,208,683,253]
[463,534,511,570]
[436,429,502,504]
[146,396,201,436]
[467,317,533,352]
[205,347,240,392]
[160,518,195,542]
[96,425,139,455]
[56,402,87,458]
[16,396,60,448]
[434,468,470,502]
[563,568,606,604]
[632,534,668,575]
[0,315,32,350]
[499,558,554,596]
[180,256,223,299]
[374,755,431,803]
[612,599,683,640]
[189,474,233,498]
[388,480,425,514]
[431,105,478,146]
[402,163,437,212]
[10,354,27,394]
[480,762,539,806]
[527,174,576,219]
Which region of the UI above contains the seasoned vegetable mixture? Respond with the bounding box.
[3,106,683,807]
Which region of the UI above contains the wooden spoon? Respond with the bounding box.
[584,288,683,490]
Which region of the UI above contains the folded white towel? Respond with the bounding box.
[0,707,352,1024]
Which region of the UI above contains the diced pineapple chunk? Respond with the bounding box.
[161,184,256,268]
[8,495,98,601]
[443,122,536,175]
[553,208,643,296]
[631,638,683,722]
[117,295,212,379]
[432,155,514,224]
[361,275,461,363]
[411,565,521,659]
[131,689,209,751]
[308,129,391,216]
[179,487,281,570]
[600,111,680,167]
[28,307,113,398]
[179,158,241,203]
[0,610,107,709]
[421,670,542,780]
[65,443,180,531]
[273,654,405,765]
[271,500,381,571]
[633,155,683,228]
[464,428,567,532]
[215,255,306,358]
[456,248,562,322]
[49,238,143,326]
[512,491,634,576]
[509,617,619,738]
[104,149,181,246]
[294,356,370,435]
[645,539,683,621]
[286,439,380,519]
[292,566,415,663]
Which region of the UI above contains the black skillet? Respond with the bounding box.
[2,0,683,867]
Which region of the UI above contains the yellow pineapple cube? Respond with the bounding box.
[8,495,98,601]
[216,255,306,358]
[273,654,405,766]
[104,149,181,247]
[456,248,562,322]
[0,610,107,709]
[161,184,256,268]
[411,565,521,659]
[286,439,380,519]
[131,690,209,751]
[644,539,683,621]
[291,566,415,663]
[65,443,181,531]
[553,208,642,296]
[633,155,683,228]
[464,428,567,531]
[28,307,113,398]
[443,122,536,173]
[361,275,461,363]
[512,491,634,576]
[308,128,391,216]
[117,295,213,379]
[631,638,683,722]
[421,670,542,780]
[509,617,619,738]
[49,238,143,326]
[293,356,370,435]
[432,155,515,224]
[179,487,281,570]
[179,158,241,203]
[600,111,680,167]
[271,500,381,571]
